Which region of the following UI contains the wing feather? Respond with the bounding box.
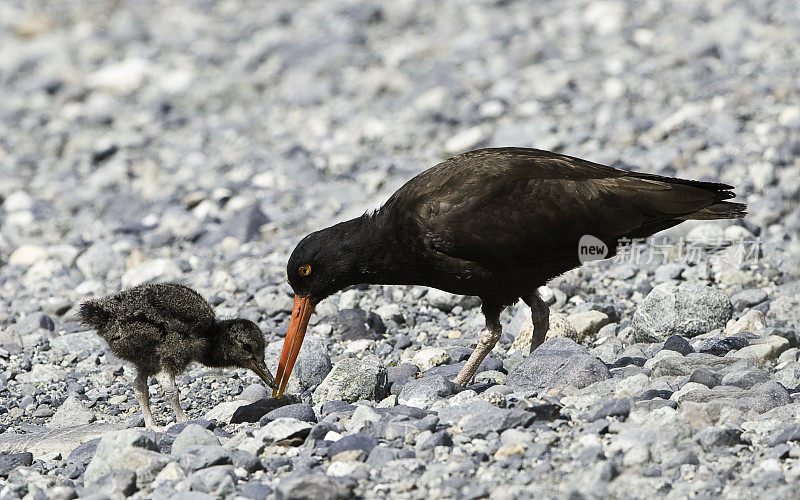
[389,148,730,267]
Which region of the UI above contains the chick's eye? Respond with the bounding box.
[298,264,312,276]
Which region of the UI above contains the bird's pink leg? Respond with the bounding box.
[453,304,502,387]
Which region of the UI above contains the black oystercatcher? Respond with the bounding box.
[79,283,275,428]
[273,147,746,396]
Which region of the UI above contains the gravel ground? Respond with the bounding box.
[1,0,800,498]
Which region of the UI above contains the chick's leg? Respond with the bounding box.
[133,372,159,430]
[157,371,188,423]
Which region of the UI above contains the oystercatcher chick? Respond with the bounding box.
[79,283,274,429]
[273,147,746,396]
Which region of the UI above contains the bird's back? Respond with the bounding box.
[78,283,217,373]
[379,148,745,297]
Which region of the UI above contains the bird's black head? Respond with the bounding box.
[275,216,372,398]
[217,319,274,388]
[287,217,369,302]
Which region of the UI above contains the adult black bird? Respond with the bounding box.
[79,283,275,429]
[273,147,746,397]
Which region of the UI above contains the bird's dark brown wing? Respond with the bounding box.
[389,148,738,267]
[102,283,216,331]
[142,283,216,328]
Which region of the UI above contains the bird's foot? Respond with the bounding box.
[143,419,164,432]
[142,413,163,431]
[175,411,188,423]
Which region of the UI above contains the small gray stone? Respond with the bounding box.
[587,398,631,421]
[274,473,353,500]
[253,290,293,317]
[171,424,220,455]
[239,384,269,403]
[774,362,800,390]
[397,375,460,409]
[695,427,742,450]
[254,418,312,445]
[85,470,137,498]
[331,308,385,341]
[240,481,273,500]
[650,354,753,377]
[260,403,317,424]
[265,336,331,395]
[176,445,231,471]
[662,335,694,356]
[76,241,123,279]
[567,310,610,340]
[15,312,54,334]
[689,367,720,388]
[506,338,610,394]
[720,368,771,389]
[632,283,732,341]
[731,288,768,310]
[312,355,387,406]
[439,400,533,438]
[423,289,481,313]
[0,452,33,477]
[50,396,96,428]
[327,433,378,458]
[198,204,269,245]
[187,464,237,495]
[84,429,172,487]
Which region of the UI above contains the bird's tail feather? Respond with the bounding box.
[678,201,747,220]
[77,300,110,329]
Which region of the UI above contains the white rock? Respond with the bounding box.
[567,310,610,340]
[17,364,67,384]
[583,0,627,35]
[726,336,789,364]
[49,396,95,428]
[171,424,220,455]
[4,190,33,211]
[778,106,800,128]
[725,309,767,336]
[153,461,185,483]
[750,163,775,191]
[614,373,650,399]
[478,100,505,119]
[327,460,370,478]
[338,289,361,309]
[254,418,312,444]
[8,245,49,266]
[345,405,381,433]
[445,126,486,153]
[86,57,150,93]
[670,382,708,402]
[686,223,725,244]
[122,259,183,288]
[508,311,578,355]
[412,348,451,371]
[204,401,250,424]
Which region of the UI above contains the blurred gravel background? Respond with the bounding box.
[1,0,799,498]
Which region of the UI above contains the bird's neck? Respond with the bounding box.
[349,213,422,286]
[200,325,236,368]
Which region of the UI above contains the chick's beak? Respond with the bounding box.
[250,359,275,389]
[273,294,315,398]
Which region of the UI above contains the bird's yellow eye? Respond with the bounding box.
[298,264,312,276]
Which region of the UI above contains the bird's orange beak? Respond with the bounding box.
[273,294,315,398]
